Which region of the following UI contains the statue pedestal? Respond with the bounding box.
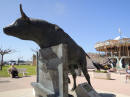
[31,44,68,97]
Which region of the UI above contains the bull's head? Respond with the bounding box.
[3,4,52,45]
[3,4,32,39]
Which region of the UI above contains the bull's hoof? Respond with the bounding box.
[71,87,76,91]
[68,78,71,83]
[68,94,74,97]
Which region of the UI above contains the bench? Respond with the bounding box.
[18,68,28,76]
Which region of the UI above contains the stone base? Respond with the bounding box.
[31,82,55,97]
[32,44,69,97]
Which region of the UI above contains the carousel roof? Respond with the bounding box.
[95,28,130,51]
[95,36,130,51]
[114,36,128,40]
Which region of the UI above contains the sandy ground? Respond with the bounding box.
[0,72,130,97]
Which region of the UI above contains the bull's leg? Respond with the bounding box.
[70,67,77,91]
[82,68,92,86]
[71,72,77,91]
[80,62,92,87]
[68,76,71,83]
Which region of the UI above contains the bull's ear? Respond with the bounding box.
[20,4,30,21]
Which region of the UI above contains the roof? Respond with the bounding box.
[95,37,130,51]
[114,36,128,40]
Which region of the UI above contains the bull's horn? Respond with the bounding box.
[20,4,29,20]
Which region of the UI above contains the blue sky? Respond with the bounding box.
[0,0,130,61]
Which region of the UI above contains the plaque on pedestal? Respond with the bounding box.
[75,83,101,97]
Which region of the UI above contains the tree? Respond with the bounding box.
[0,48,12,70]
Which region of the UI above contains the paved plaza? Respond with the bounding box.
[0,72,130,97]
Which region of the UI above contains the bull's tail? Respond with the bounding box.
[91,60,110,70]
[91,61,101,71]
[86,53,111,70]
[86,53,91,59]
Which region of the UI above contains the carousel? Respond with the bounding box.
[95,29,130,69]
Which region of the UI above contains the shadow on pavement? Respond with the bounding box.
[99,93,116,97]
[110,78,116,80]
[0,80,10,83]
